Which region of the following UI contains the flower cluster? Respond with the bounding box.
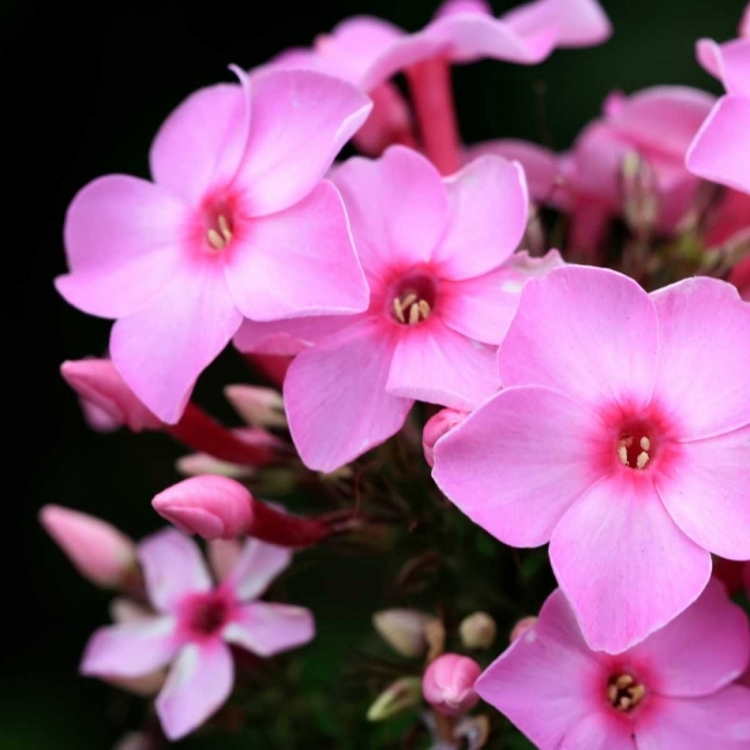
[48,0,749,747]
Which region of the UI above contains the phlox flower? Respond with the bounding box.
[56,68,372,423]
[477,580,750,750]
[237,146,563,471]
[471,86,715,256]
[433,265,750,653]
[81,529,314,740]
[687,26,750,194]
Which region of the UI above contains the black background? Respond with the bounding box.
[2,0,744,746]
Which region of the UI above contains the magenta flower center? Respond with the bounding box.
[616,422,654,470]
[185,591,232,637]
[390,273,437,325]
[607,673,646,712]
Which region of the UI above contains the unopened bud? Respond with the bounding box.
[224,385,287,429]
[510,616,538,643]
[373,609,435,658]
[422,409,468,467]
[459,612,497,649]
[366,676,422,721]
[423,654,481,717]
[40,505,137,590]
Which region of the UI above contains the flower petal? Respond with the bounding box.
[81,617,178,678]
[686,96,750,195]
[560,713,637,750]
[235,69,372,216]
[433,386,605,547]
[431,156,528,280]
[634,687,750,750]
[110,261,242,424]
[56,176,188,319]
[550,476,711,653]
[156,641,234,741]
[138,529,212,613]
[149,83,249,205]
[498,266,658,413]
[225,180,368,321]
[629,579,750,697]
[386,320,499,410]
[233,314,354,355]
[331,145,450,277]
[650,276,750,440]
[223,602,315,656]
[224,538,292,602]
[656,426,750,561]
[284,318,412,472]
[475,589,605,750]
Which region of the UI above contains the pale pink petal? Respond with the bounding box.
[150,83,248,205]
[502,0,612,48]
[156,641,234,741]
[697,38,750,97]
[233,314,356,355]
[284,318,413,472]
[629,579,750,697]
[634,687,750,750]
[386,321,498,410]
[224,538,292,602]
[656,426,750,561]
[475,589,605,749]
[650,277,750,439]
[207,539,243,582]
[235,69,372,216]
[498,266,658,413]
[81,617,178,678]
[110,261,242,424]
[550,477,711,653]
[439,250,565,345]
[138,529,212,613]
[431,156,528,280]
[331,146,449,277]
[223,602,314,656]
[561,714,637,750]
[433,386,605,547]
[56,176,188,319]
[224,180,368,321]
[687,96,750,195]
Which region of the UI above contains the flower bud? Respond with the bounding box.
[459,612,497,650]
[373,609,435,658]
[422,408,468,467]
[40,505,137,589]
[423,654,481,717]
[366,676,422,721]
[510,616,538,643]
[741,4,749,37]
[224,385,287,429]
[61,359,161,432]
[621,151,658,237]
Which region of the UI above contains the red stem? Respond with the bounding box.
[166,403,277,466]
[406,57,462,175]
[243,353,292,388]
[248,500,331,548]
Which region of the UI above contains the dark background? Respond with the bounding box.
[2,0,744,746]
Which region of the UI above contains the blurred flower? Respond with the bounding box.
[477,580,750,749]
[373,609,436,658]
[367,676,423,721]
[434,266,750,653]
[423,654,481,716]
[509,616,538,644]
[82,529,314,740]
[459,612,497,649]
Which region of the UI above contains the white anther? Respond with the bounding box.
[617,446,629,466]
[636,451,650,470]
[207,228,226,250]
[640,436,651,451]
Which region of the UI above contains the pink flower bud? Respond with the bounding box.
[61,359,161,432]
[224,385,287,428]
[423,654,481,717]
[510,616,538,643]
[422,408,468,467]
[741,3,749,37]
[459,611,497,649]
[39,505,137,589]
[152,475,331,546]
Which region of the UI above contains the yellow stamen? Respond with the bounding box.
[617,445,629,466]
[408,304,420,325]
[393,299,406,323]
[636,451,650,470]
[207,228,226,250]
[640,436,650,451]
[418,300,431,319]
[217,214,233,241]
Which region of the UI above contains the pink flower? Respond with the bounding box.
[56,69,371,424]
[81,529,314,740]
[433,265,750,653]
[687,33,750,194]
[423,653,482,716]
[238,146,563,471]
[471,86,715,256]
[476,580,750,749]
